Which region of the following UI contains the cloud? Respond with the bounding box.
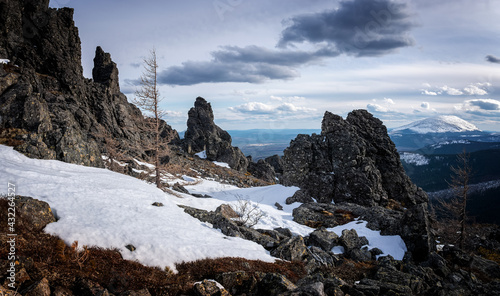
[486,55,500,64]
[463,84,488,96]
[157,45,342,86]
[212,45,339,66]
[278,0,416,56]
[421,90,438,96]
[158,59,300,85]
[466,99,500,111]
[269,95,306,102]
[367,103,389,113]
[229,101,315,115]
[459,99,500,117]
[421,102,430,109]
[383,98,395,105]
[439,85,463,96]
[154,0,416,86]
[421,83,489,96]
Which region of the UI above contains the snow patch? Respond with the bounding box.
[133,158,155,169]
[195,150,207,159]
[213,161,230,168]
[0,59,10,64]
[400,152,429,166]
[327,221,407,260]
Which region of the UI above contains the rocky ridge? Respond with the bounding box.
[1,1,499,295]
[0,0,178,167]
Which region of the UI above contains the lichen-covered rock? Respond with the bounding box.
[265,154,283,175]
[308,228,339,252]
[216,272,257,296]
[14,196,55,230]
[193,279,231,296]
[183,97,248,171]
[247,159,276,183]
[256,273,297,295]
[340,229,369,254]
[284,282,327,296]
[286,189,314,205]
[271,236,309,262]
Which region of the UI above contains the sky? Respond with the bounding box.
[48,0,500,132]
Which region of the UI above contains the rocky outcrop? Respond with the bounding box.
[183,97,248,171]
[282,110,426,207]
[282,110,434,262]
[0,0,178,167]
[247,157,276,183]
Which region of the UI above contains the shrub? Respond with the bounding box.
[231,195,265,227]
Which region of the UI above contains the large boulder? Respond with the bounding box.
[15,196,56,230]
[282,110,434,261]
[183,97,248,171]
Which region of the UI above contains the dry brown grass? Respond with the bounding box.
[0,198,307,295]
[321,259,377,285]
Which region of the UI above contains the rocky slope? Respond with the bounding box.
[1,1,499,296]
[0,0,178,167]
[282,110,434,262]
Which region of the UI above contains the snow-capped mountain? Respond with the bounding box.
[392,115,480,134]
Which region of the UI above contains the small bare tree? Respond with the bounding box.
[134,48,166,188]
[437,150,472,249]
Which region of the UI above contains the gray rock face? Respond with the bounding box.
[282,110,426,207]
[283,110,434,262]
[183,97,248,171]
[247,158,276,183]
[0,0,178,167]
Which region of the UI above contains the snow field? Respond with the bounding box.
[0,144,408,273]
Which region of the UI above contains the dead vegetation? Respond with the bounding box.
[0,198,307,295]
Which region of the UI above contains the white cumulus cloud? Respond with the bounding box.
[463,84,488,96]
[229,101,315,115]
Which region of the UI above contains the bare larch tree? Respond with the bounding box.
[438,150,472,249]
[134,48,166,188]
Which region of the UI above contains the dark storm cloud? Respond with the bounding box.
[278,0,415,56]
[157,0,416,86]
[467,99,500,111]
[158,57,300,85]
[158,45,339,85]
[486,55,500,64]
[212,45,339,66]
